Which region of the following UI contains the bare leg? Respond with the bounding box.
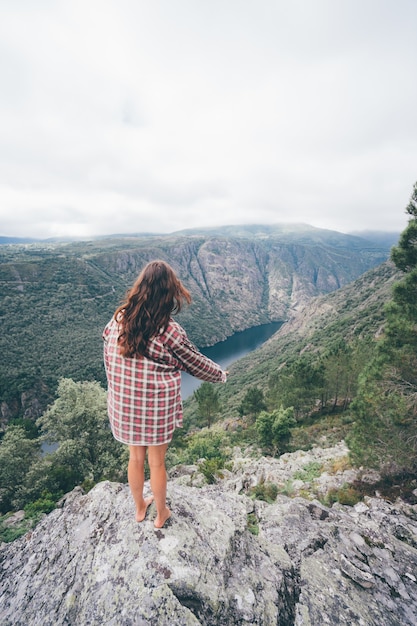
[128,445,154,522]
[148,443,171,528]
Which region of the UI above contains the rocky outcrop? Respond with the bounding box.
[1,464,417,625]
[225,441,359,497]
[173,441,361,499]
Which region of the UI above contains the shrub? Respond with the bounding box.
[24,492,57,517]
[323,484,362,507]
[199,458,225,484]
[293,461,323,482]
[246,512,259,535]
[183,430,228,465]
[249,481,278,503]
[278,479,295,497]
[255,406,295,454]
[327,456,352,474]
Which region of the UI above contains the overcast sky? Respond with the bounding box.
[1,0,416,239]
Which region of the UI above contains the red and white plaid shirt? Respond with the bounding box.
[103,317,226,446]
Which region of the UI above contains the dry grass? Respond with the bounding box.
[326,456,352,474]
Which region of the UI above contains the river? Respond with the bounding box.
[181,321,283,399]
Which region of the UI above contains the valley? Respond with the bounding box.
[0,224,392,423]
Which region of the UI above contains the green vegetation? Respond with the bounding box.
[249,481,278,503]
[322,484,362,507]
[255,407,296,454]
[0,379,127,540]
[268,360,325,419]
[37,378,125,483]
[276,479,295,497]
[238,386,267,420]
[348,181,417,474]
[193,382,221,428]
[180,428,231,484]
[0,426,42,513]
[181,429,227,465]
[246,512,259,535]
[293,461,323,482]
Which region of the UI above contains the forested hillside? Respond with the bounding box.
[0,225,390,423]
[198,260,399,421]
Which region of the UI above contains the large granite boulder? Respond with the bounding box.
[1,476,417,625]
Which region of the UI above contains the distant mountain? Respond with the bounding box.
[0,234,160,246]
[174,223,318,237]
[348,230,401,248]
[173,223,395,248]
[0,225,392,422]
[0,236,39,245]
[1,224,401,247]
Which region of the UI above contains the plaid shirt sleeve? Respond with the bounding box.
[162,321,227,382]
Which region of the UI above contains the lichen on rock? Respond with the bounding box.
[1,456,417,625]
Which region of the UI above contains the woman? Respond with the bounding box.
[103,260,227,528]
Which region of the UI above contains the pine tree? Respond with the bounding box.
[193,382,220,428]
[348,182,417,474]
[238,386,267,420]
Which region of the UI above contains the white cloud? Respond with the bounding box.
[0,0,416,238]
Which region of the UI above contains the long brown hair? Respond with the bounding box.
[115,260,191,357]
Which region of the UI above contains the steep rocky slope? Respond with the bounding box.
[92,228,390,343]
[1,446,417,625]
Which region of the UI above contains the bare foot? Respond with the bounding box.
[154,507,171,529]
[135,496,154,522]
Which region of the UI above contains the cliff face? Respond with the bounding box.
[93,232,389,345]
[2,447,417,626]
